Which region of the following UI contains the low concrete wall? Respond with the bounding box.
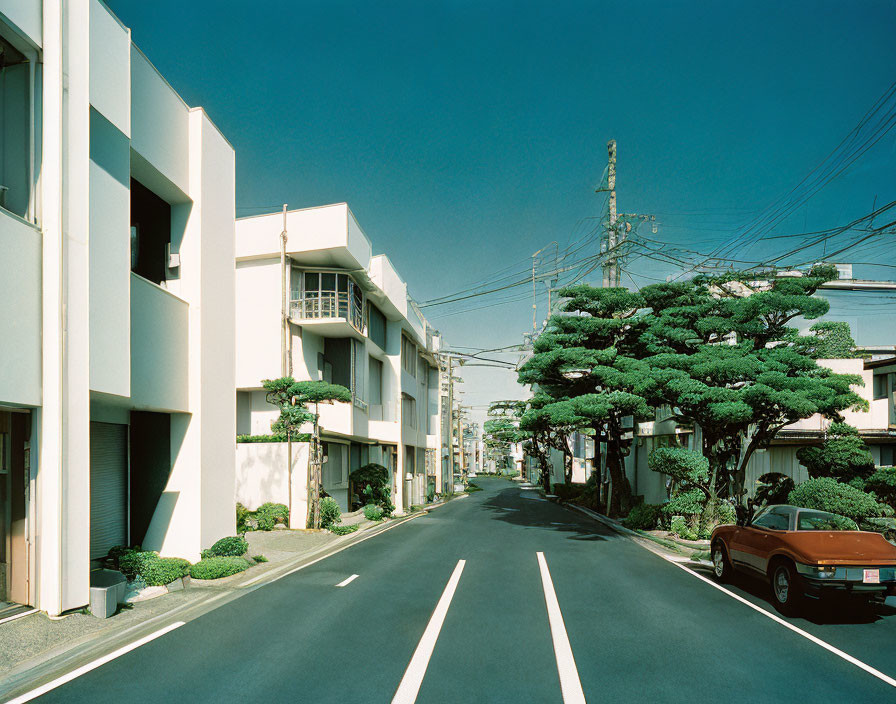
[236,442,309,529]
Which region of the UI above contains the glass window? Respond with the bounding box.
[0,32,31,219]
[401,335,417,377]
[797,510,858,531]
[337,274,349,293]
[321,272,336,291]
[752,509,790,531]
[874,374,889,401]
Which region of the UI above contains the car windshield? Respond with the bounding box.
[796,509,858,531]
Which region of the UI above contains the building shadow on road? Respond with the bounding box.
[479,487,614,542]
[688,562,896,626]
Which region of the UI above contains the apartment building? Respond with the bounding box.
[0,1,236,614]
[234,203,444,517]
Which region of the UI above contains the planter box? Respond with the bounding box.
[89,569,127,619]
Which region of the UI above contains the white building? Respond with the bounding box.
[0,1,236,615]
[234,203,444,518]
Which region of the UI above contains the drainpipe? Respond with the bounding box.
[280,204,289,377]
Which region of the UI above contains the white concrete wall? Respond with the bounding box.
[0,0,41,46]
[130,274,189,412]
[0,212,41,406]
[236,442,309,529]
[235,258,282,389]
[786,358,880,431]
[88,0,130,137]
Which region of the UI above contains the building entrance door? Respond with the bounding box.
[1,409,31,606]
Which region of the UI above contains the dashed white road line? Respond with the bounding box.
[536,552,586,704]
[391,560,466,704]
[6,621,186,704]
[336,574,359,587]
[670,561,896,689]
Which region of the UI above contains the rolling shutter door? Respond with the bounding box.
[89,422,128,560]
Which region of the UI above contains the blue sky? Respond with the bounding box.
[108,0,896,423]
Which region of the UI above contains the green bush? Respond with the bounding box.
[330,524,359,536]
[796,423,875,483]
[648,447,709,485]
[255,502,290,531]
[119,551,160,580]
[141,557,191,586]
[663,488,706,517]
[865,466,896,509]
[252,554,268,563]
[551,483,584,501]
[622,503,663,530]
[236,433,311,443]
[670,515,698,541]
[788,477,887,521]
[236,503,252,533]
[363,504,385,521]
[717,501,737,525]
[319,497,341,529]
[350,463,395,516]
[465,483,483,493]
[190,557,250,580]
[207,536,248,557]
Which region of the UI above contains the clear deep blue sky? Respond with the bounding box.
[108,0,896,420]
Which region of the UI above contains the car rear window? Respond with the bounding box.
[797,510,858,531]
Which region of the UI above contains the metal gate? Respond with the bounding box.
[89,422,128,560]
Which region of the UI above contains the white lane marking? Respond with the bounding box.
[536,552,586,704]
[336,574,359,587]
[391,560,466,704]
[6,621,186,704]
[669,561,896,688]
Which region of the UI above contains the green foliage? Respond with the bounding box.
[796,423,875,483]
[190,557,250,580]
[252,502,290,531]
[803,321,858,359]
[252,554,268,563]
[107,544,141,571]
[465,482,483,493]
[865,467,896,509]
[788,477,887,521]
[663,488,706,517]
[350,463,394,516]
[670,515,698,541]
[717,501,737,525]
[118,551,160,580]
[551,483,585,501]
[319,497,342,529]
[236,503,251,533]
[206,536,248,557]
[330,524,359,536]
[237,433,310,443]
[363,504,385,521]
[141,557,191,587]
[755,473,796,506]
[648,447,709,491]
[623,503,664,530]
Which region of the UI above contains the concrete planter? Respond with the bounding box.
[89,569,127,619]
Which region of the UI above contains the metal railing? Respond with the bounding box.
[290,291,364,333]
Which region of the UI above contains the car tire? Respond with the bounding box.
[711,541,733,583]
[770,561,803,615]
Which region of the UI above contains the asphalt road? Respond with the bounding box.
[18,478,896,703]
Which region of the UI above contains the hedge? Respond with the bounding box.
[623,503,664,530]
[141,557,191,587]
[788,477,887,521]
[320,497,342,529]
[363,504,384,521]
[330,524,359,536]
[190,557,250,580]
[237,434,311,443]
[205,536,248,558]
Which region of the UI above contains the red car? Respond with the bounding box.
[710,504,896,614]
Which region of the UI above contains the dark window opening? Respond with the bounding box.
[0,33,30,219]
[130,178,171,285]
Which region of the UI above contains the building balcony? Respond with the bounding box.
[289,292,366,338]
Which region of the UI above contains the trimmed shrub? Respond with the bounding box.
[237,433,311,443]
[207,536,249,557]
[623,503,663,530]
[190,556,250,580]
[363,504,384,521]
[141,557,191,587]
[551,483,584,501]
[788,477,887,521]
[670,515,698,541]
[119,551,160,580]
[796,423,875,483]
[236,503,252,533]
[662,489,706,517]
[255,502,290,531]
[319,497,341,529]
[350,463,395,516]
[252,554,268,563]
[648,447,710,486]
[865,466,896,509]
[330,524,359,536]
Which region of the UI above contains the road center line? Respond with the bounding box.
[336,574,359,587]
[391,559,466,704]
[670,561,896,689]
[6,621,186,704]
[536,552,586,704]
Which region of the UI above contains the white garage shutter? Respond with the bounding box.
[90,422,128,560]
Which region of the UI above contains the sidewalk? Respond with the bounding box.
[0,506,440,696]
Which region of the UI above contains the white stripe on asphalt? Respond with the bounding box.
[670,561,896,689]
[336,574,359,587]
[391,560,466,704]
[537,552,586,704]
[6,621,186,704]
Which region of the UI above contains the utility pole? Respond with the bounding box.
[602,140,618,288]
[280,203,289,376]
[445,355,454,495]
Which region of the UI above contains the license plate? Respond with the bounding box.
[863,569,880,584]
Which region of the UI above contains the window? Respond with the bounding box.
[797,510,857,532]
[402,393,417,429]
[368,356,383,405]
[874,374,891,401]
[297,272,364,331]
[0,32,31,219]
[130,179,172,284]
[368,304,387,349]
[752,508,790,531]
[401,335,417,377]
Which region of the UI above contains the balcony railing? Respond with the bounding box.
[290,292,365,333]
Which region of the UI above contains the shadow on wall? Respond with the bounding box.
[141,491,180,552]
[236,442,309,518]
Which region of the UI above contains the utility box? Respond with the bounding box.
[89,569,127,619]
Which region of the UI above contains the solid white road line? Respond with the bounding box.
[670,561,896,689]
[6,621,186,704]
[391,560,466,704]
[336,574,359,587]
[536,552,586,704]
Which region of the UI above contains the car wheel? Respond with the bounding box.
[711,541,733,582]
[770,562,802,615]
